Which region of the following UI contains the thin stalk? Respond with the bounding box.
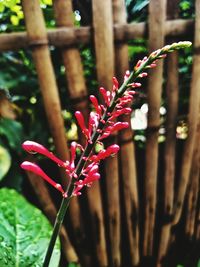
[42,42,191,266]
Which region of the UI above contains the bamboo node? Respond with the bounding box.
[28,39,48,48]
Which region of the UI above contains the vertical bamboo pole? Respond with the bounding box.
[92,1,121,266]
[21,0,69,188]
[53,1,108,266]
[52,1,89,265]
[26,169,78,263]
[185,115,200,237]
[112,0,139,266]
[157,1,179,265]
[173,0,200,225]
[143,0,166,257]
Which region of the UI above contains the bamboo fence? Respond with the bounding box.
[1,0,199,266]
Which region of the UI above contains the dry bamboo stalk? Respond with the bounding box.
[173,0,200,225]
[21,0,69,188]
[143,0,166,257]
[112,0,139,266]
[53,1,108,266]
[195,195,200,240]
[157,2,179,265]
[92,1,121,266]
[157,53,179,267]
[0,19,194,52]
[52,2,89,266]
[86,183,108,267]
[185,116,200,237]
[26,168,78,263]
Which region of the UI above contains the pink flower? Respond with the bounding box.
[99,122,129,140]
[109,108,132,120]
[124,70,130,82]
[127,82,141,88]
[22,141,67,168]
[112,77,119,92]
[139,72,148,78]
[90,95,102,116]
[90,144,120,162]
[75,111,90,140]
[73,163,100,194]
[21,161,65,195]
[99,87,110,106]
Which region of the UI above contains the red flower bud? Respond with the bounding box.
[21,161,64,194]
[99,87,110,106]
[90,144,120,161]
[75,111,90,139]
[90,95,102,116]
[22,141,67,168]
[139,72,148,78]
[112,77,119,91]
[109,108,132,120]
[124,70,130,81]
[99,122,129,140]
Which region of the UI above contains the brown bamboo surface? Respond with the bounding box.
[21,0,69,187]
[157,54,179,266]
[53,1,108,266]
[54,0,107,264]
[92,1,121,267]
[157,2,179,265]
[26,164,78,263]
[0,19,194,52]
[52,1,92,265]
[113,0,139,266]
[195,200,200,239]
[143,0,166,257]
[173,0,200,225]
[185,122,200,237]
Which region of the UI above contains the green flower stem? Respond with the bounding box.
[42,41,191,267]
[43,196,70,267]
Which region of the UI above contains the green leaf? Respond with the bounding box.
[10,15,19,26]
[42,0,52,5]
[68,263,80,267]
[0,118,24,153]
[0,3,5,12]
[0,188,60,267]
[0,146,11,181]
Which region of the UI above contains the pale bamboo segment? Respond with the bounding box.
[143,0,166,257]
[173,0,200,225]
[157,52,179,267]
[185,117,200,237]
[157,2,179,265]
[53,1,108,266]
[53,0,87,100]
[21,0,69,187]
[92,1,121,266]
[26,168,78,263]
[113,0,139,266]
[86,184,108,267]
[53,2,89,265]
